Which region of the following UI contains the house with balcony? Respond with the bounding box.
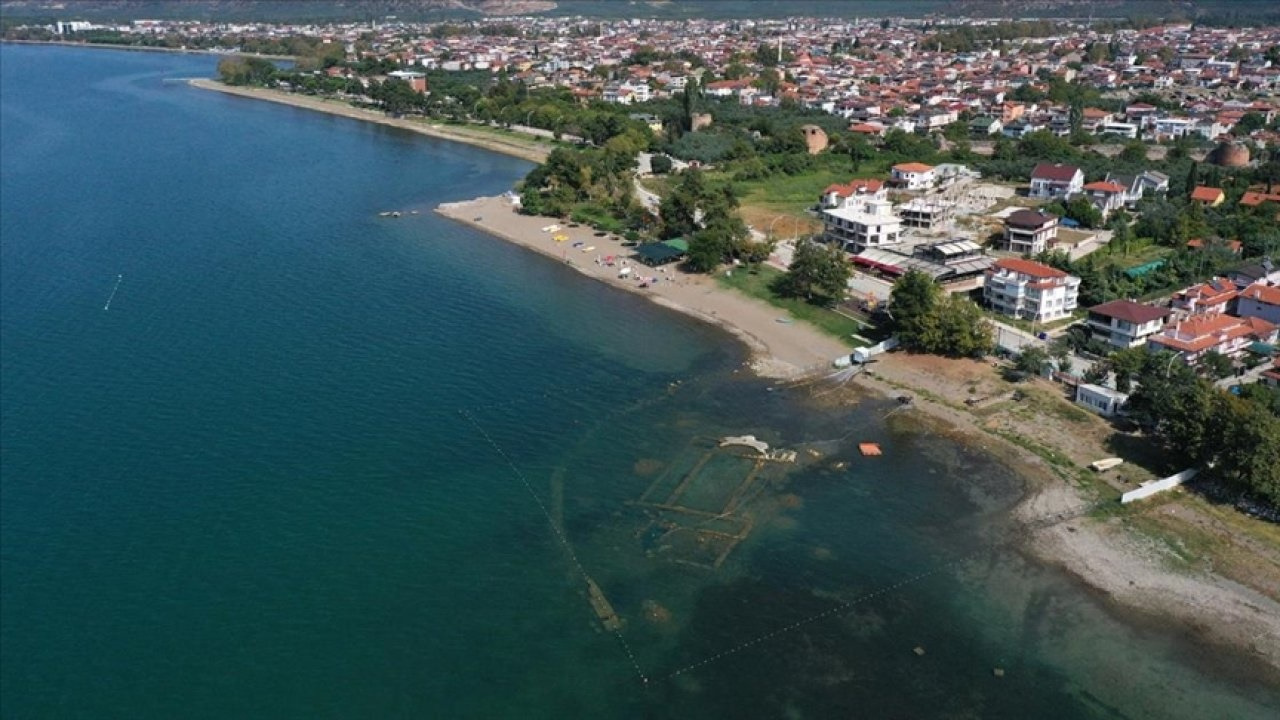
[1086,299,1172,348]
[1147,314,1278,362]
[1029,163,1084,199]
[819,179,886,209]
[1002,209,1059,255]
[822,196,902,253]
[889,163,936,190]
[984,258,1081,323]
[1081,180,1127,217]
[1172,278,1237,316]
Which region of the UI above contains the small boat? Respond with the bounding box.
[1090,458,1124,472]
[582,245,595,253]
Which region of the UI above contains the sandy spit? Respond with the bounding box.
[187,79,552,163]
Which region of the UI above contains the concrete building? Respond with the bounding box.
[984,258,1081,323]
[1236,284,1280,325]
[1002,209,1058,255]
[819,179,886,209]
[1081,180,1127,217]
[889,163,936,191]
[1086,299,1172,349]
[822,197,902,253]
[1147,314,1278,362]
[1076,384,1129,417]
[899,198,951,229]
[1029,163,1084,199]
[1172,278,1237,316]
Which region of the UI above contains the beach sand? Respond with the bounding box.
[188,79,553,163]
[436,195,853,379]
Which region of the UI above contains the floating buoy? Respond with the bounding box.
[859,443,883,457]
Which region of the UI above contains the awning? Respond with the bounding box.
[1248,341,1277,355]
[634,242,685,265]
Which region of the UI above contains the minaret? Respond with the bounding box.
[777,36,783,65]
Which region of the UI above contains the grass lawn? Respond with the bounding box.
[717,265,868,342]
[983,308,1084,335]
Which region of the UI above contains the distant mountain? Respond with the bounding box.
[2,0,1277,23]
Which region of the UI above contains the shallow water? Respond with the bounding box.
[2,45,1276,719]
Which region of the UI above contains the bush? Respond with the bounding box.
[649,154,673,174]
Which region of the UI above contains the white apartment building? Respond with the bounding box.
[889,163,936,190]
[822,197,903,253]
[984,258,1081,323]
[1085,300,1172,349]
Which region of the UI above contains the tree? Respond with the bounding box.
[1212,395,1280,505]
[1049,337,1073,373]
[1233,111,1266,136]
[658,169,708,239]
[779,240,850,302]
[649,154,673,174]
[889,271,991,357]
[1119,140,1149,164]
[217,55,277,86]
[890,270,941,348]
[935,296,994,358]
[1015,346,1050,377]
[1109,346,1147,393]
[1198,350,1234,380]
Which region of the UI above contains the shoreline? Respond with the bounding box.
[171,66,1280,679]
[1,38,293,60]
[187,79,553,163]
[853,363,1280,679]
[435,195,852,379]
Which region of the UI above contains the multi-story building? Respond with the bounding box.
[819,179,886,209]
[1028,163,1084,199]
[1086,300,1172,349]
[984,258,1081,323]
[822,196,902,253]
[1147,314,1278,362]
[1171,278,1237,315]
[1236,284,1280,325]
[889,163,936,190]
[1002,210,1058,255]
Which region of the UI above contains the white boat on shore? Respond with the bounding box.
[1089,458,1124,472]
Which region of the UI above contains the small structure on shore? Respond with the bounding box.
[859,443,883,457]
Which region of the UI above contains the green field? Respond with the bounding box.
[717,265,865,342]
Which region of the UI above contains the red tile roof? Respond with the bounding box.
[1241,191,1280,207]
[1031,163,1082,182]
[993,258,1069,279]
[1088,300,1171,325]
[1083,181,1125,193]
[823,179,884,196]
[1241,284,1280,306]
[1190,185,1225,203]
[893,162,935,173]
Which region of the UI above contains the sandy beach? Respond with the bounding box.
[188,79,553,163]
[437,195,853,378]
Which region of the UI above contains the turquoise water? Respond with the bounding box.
[2,45,1277,719]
